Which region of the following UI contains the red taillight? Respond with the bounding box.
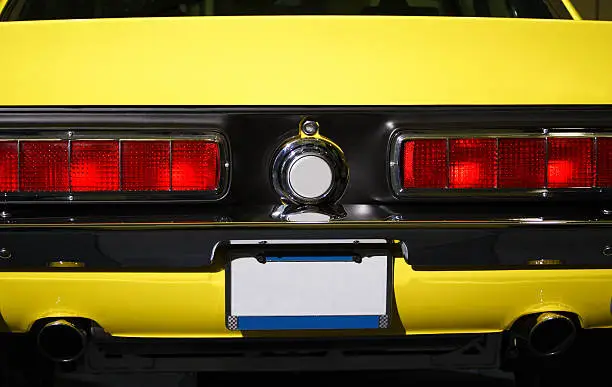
[121,141,171,191]
[402,139,447,189]
[547,138,594,188]
[172,141,219,191]
[499,138,546,188]
[449,139,497,189]
[71,141,120,192]
[398,135,612,191]
[20,141,69,192]
[0,142,18,192]
[597,138,612,187]
[0,138,222,196]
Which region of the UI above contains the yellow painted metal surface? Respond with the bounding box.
[0,16,612,105]
[0,0,6,14]
[0,259,610,337]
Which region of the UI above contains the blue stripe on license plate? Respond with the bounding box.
[236,315,381,330]
[265,256,354,262]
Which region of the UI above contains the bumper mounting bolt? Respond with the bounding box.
[0,248,12,260]
[301,120,319,136]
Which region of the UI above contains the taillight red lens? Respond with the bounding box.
[0,137,223,196]
[172,141,220,191]
[71,141,120,192]
[402,139,447,188]
[597,138,612,187]
[20,141,69,192]
[449,139,497,189]
[498,138,546,188]
[121,141,170,191]
[399,136,612,192]
[547,138,594,188]
[0,142,18,192]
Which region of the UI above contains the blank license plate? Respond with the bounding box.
[227,254,391,331]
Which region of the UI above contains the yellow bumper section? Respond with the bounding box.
[0,259,610,337]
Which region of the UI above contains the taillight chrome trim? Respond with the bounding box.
[0,131,230,203]
[389,130,608,199]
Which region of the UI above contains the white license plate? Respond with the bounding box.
[226,246,391,331]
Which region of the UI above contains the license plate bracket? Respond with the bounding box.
[226,240,392,331]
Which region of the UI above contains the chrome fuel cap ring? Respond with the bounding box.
[272,129,348,206]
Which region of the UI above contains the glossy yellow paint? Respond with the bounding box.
[0,0,6,14]
[0,259,610,337]
[0,16,612,106]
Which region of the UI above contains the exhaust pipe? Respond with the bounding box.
[523,312,577,357]
[37,319,88,362]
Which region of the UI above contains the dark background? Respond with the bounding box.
[55,369,514,387]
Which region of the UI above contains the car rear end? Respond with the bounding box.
[0,0,611,383]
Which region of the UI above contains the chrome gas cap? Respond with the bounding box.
[272,120,348,205]
[287,154,333,200]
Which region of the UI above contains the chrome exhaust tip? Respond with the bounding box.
[37,319,88,362]
[527,312,576,357]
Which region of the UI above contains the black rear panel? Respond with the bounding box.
[0,224,610,269]
[1,105,611,207]
[0,106,611,270]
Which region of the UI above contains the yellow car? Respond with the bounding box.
[0,0,611,385]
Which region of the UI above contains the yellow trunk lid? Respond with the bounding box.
[0,16,611,105]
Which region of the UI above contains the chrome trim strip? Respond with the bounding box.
[67,135,72,200]
[0,220,610,229]
[16,138,20,193]
[168,138,173,192]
